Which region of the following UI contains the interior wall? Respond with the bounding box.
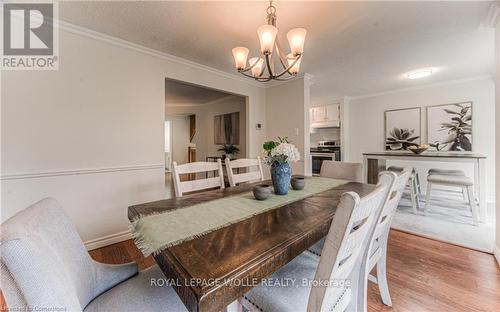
[348,78,496,203]
[495,19,500,262]
[166,95,247,162]
[0,24,266,248]
[266,77,312,176]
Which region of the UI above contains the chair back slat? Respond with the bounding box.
[172,160,225,197]
[307,172,395,312]
[225,157,264,187]
[173,161,221,174]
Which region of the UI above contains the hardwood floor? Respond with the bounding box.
[87,230,500,312]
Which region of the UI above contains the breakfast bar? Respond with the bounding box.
[363,151,487,221]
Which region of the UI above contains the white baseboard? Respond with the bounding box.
[84,230,132,251]
[494,245,500,267]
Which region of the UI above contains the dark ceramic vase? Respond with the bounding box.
[291,176,306,190]
[271,162,292,195]
[253,184,272,200]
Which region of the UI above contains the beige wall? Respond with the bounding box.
[266,77,312,176]
[0,24,266,248]
[166,95,247,162]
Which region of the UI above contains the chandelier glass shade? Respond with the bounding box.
[231,1,307,82]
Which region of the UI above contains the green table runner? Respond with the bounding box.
[131,177,347,256]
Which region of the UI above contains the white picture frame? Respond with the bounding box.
[384,107,421,150]
[426,102,473,152]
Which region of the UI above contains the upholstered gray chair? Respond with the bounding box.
[0,198,187,312]
[320,160,363,182]
[239,173,395,312]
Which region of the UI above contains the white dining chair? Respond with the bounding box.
[225,157,264,187]
[172,160,225,197]
[358,168,411,310]
[0,198,188,312]
[387,166,420,214]
[320,160,363,182]
[239,172,394,312]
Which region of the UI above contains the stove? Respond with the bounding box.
[310,141,341,175]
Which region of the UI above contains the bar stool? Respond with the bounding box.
[387,166,420,214]
[425,174,478,226]
[428,168,466,199]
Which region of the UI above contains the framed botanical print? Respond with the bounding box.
[385,107,421,150]
[427,102,472,151]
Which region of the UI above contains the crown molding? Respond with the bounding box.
[483,1,500,27]
[56,19,264,89]
[350,75,493,100]
[263,72,315,89]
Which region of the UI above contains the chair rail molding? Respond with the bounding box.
[0,164,164,180]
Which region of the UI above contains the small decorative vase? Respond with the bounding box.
[291,175,306,190]
[271,162,292,195]
[253,184,272,200]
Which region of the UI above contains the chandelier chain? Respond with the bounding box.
[267,0,276,15]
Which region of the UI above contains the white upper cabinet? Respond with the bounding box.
[310,104,340,128]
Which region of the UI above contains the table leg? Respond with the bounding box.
[366,158,386,184]
[477,158,487,222]
[363,155,368,183]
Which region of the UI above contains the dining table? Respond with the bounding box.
[128,179,374,312]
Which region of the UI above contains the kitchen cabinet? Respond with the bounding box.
[310,104,340,128]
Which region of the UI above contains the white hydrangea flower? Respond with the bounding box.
[269,143,301,163]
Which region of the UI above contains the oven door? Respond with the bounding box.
[311,153,335,175]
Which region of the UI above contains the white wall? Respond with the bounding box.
[348,78,496,203]
[167,96,247,162]
[0,24,266,248]
[166,115,191,165]
[495,18,500,263]
[266,77,312,176]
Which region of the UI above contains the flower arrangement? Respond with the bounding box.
[263,137,301,165]
[263,137,301,195]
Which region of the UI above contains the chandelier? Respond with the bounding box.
[231,0,307,82]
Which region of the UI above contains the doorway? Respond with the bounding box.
[164,78,248,190]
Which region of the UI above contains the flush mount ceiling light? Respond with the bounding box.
[406,68,435,80]
[231,0,307,82]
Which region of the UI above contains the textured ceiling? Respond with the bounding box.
[164,78,233,106]
[60,1,495,104]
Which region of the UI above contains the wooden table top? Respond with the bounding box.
[128,180,374,312]
[363,151,486,159]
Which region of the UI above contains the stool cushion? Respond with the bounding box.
[428,169,465,176]
[387,166,404,172]
[427,174,473,186]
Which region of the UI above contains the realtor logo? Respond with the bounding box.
[1,2,59,70]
